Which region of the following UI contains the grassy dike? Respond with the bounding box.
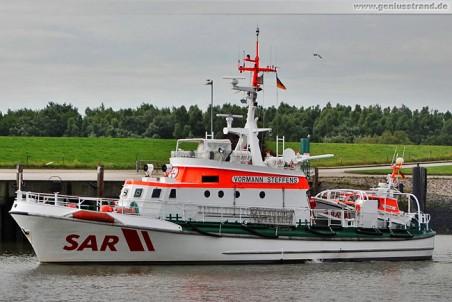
[1,136,451,170]
[0,136,175,169]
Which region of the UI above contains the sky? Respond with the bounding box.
[1,0,451,115]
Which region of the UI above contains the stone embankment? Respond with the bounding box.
[319,176,452,234]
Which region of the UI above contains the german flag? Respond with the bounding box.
[276,75,286,90]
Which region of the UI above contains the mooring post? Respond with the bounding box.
[97,165,104,197]
[16,163,23,191]
[313,167,319,195]
[412,164,427,212]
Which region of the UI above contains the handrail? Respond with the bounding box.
[18,190,117,211]
[310,208,357,228]
[390,192,423,231]
[18,190,260,223]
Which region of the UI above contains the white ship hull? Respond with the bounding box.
[11,201,434,263]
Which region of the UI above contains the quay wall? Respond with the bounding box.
[1,176,451,242]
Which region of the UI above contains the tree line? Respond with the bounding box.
[0,102,450,145]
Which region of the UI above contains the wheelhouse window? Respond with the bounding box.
[151,188,161,198]
[134,188,143,198]
[169,189,176,198]
[202,175,219,183]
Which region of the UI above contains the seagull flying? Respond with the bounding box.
[313,53,323,59]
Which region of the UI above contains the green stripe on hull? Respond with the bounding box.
[168,220,435,240]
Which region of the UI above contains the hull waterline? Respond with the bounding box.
[11,211,434,263]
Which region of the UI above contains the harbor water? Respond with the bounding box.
[1,235,451,302]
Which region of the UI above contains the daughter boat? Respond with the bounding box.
[10,29,435,263]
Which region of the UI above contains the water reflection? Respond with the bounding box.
[0,240,34,256]
[1,236,451,302]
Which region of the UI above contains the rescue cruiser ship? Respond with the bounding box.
[10,29,435,263]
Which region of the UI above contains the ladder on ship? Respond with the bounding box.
[276,135,285,158]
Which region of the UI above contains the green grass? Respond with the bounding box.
[269,141,452,167]
[1,136,451,170]
[0,137,175,169]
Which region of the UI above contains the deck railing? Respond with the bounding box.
[310,209,357,228]
[17,190,429,231]
[17,191,117,211]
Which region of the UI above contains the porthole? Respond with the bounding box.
[204,190,210,198]
[218,190,224,198]
[134,188,143,197]
[259,191,265,199]
[235,191,240,198]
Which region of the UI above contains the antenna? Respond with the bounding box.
[238,27,277,89]
[391,147,398,166]
[217,114,243,134]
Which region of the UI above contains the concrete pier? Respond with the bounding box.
[0,168,142,182]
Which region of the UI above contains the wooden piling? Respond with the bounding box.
[16,163,23,190]
[97,165,104,197]
[412,164,427,212]
[311,167,319,196]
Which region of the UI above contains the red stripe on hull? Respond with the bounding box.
[121,228,145,251]
[141,231,156,251]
